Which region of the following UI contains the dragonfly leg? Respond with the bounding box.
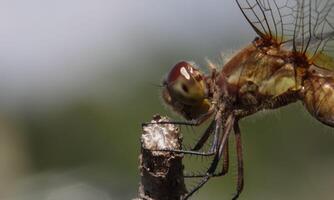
[142,119,200,127]
[143,110,218,156]
[191,116,221,153]
[151,116,219,156]
[183,114,234,200]
[220,138,229,175]
[191,120,215,151]
[142,106,215,127]
[176,112,222,156]
[184,139,229,178]
[232,121,244,200]
[150,148,215,156]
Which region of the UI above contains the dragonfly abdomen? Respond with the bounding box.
[301,74,334,127]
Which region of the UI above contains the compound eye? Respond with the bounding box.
[166,61,193,84]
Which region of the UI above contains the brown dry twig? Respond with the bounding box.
[137,115,187,200]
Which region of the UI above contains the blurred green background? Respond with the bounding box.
[1,1,334,200]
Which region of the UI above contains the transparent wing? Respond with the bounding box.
[236,0,299,45]
[236,0,334,71]
[306,0,334,71]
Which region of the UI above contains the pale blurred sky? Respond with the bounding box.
[0,0,253,108]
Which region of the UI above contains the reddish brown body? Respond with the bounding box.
[160,38,334,200]
[302,73,334,126]
[218,39,334,127]
[156,1,334,199]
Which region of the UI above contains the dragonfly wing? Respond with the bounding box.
[236,0,299,44]
[237,0,334,71]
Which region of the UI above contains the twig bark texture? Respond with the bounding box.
[137,115,187,200]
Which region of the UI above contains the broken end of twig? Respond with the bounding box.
[137,115,187,200]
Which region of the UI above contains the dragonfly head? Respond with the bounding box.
[162,61,211,120]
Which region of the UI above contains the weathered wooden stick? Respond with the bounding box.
[137,115,187,200]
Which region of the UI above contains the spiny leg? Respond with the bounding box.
[183,124,223,198]
[151,148,215,156]
[142,109,216,156]
[191,117,221,154]
[192,120,216,151]
[184,119,229,178]
[149,120,218,156]
[142,120,200,127]
[142,108,215,127]
[221,138,229,175]
[185,121,243,199]
[183,113,235,199]
[232,121,244,200]
[184,139,229,178]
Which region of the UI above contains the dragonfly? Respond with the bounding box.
[147,0,334,199]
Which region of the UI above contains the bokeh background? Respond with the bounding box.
[1,0,334,200]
